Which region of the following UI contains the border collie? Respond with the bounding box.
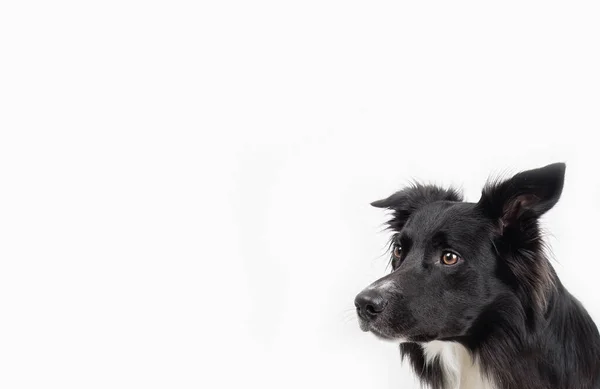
[355,163,600,389]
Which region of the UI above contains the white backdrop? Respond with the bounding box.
[1,1,599,388]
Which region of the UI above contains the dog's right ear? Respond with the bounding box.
[477,163,566,233]
[371,184,462,231]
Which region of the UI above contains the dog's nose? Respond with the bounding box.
[355,289,387,320]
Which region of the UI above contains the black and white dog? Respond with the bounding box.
[355,163,600,389]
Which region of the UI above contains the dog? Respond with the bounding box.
[355,163,600,389]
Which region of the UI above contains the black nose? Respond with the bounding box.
[355,289,387,321]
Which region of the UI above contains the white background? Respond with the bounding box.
[1,1,599,388]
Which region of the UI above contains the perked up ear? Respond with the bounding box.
[477,162,566,231]
[371,184,462,231]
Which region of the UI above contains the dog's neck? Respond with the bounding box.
[421,341,497,389]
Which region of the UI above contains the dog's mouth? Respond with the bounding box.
[357,316,398,341]
[368,327,397,341]
[358,317,369,332]
[358,314,436,343]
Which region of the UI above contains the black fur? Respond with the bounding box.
[355,163,600,389]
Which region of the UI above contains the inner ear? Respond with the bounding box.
[501,194,540,230]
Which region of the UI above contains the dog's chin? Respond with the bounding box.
[369,327,399,342]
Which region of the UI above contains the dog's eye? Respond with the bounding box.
[393,245,402,258]
[441,251,460,266]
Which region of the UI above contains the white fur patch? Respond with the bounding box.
[422,341,497,389]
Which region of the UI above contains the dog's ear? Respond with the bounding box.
[477,163,566,231]
[371,184,462,231]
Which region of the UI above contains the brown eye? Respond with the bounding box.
[393,245,402,258]
[441,251,460,265]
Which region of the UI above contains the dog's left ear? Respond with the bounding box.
[477,163,566,231]
[371,184,462,231]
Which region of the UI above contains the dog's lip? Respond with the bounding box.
[358,318,398,340]
[358,317,371,332]
[368,326,396,340]
[358,317,430,342]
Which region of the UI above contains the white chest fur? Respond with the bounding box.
[421,341,497,389]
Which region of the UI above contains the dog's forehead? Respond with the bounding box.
[404,201,480,236]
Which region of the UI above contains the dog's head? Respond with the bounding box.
[355,163,565,342]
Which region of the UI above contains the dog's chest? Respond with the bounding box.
[422,341,497,389]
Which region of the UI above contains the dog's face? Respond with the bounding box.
[356,163,565,342]
[356,201,504,341]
